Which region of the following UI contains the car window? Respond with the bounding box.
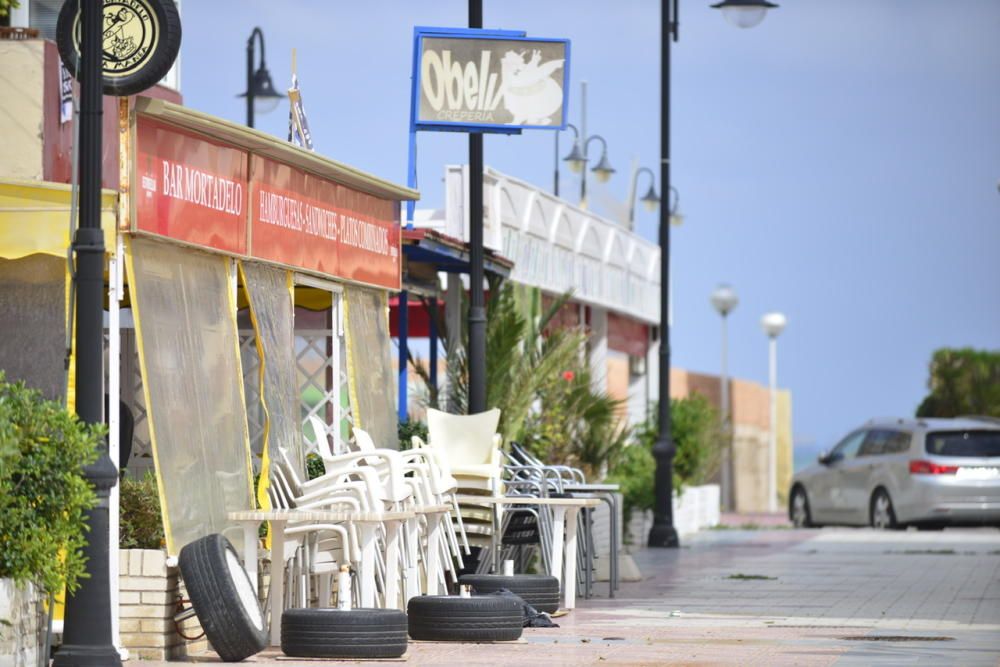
[832,430,866,460]
[886,430,912,454]
[859,430,888,457]
[859,429,910,457]
[925,430,1000,457]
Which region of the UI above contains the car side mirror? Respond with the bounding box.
[818,451,842,466]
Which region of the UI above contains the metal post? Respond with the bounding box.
[53,0,123,663]
[467,0,487,414]
[429,302,439,399]
[553,131,560,197]
[768,335,778,513]
[720,312,732,511]
[398,290,409,421]
[246,32,255,128]
[648,0,679,548]
[579,81,588,207]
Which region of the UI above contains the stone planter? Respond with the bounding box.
[0,578,45,667]
[118,549,206,660]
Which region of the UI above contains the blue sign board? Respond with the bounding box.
[410,27,571,134]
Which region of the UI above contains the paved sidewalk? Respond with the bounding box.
[135,526,1000,665]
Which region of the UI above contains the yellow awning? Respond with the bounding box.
[0,179,117,259]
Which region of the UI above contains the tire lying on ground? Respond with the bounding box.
[459,574,561,614]
[178,534,267,662]
[407,595,523,642]
[281,608,408,659]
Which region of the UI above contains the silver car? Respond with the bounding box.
[789,417,1000,529]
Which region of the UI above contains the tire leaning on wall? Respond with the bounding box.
[178,534,267,663]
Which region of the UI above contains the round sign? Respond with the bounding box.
[56,0,182,97]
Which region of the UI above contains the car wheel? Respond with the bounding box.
[789,486,813,528]
[458,574,560,614]
[178,534,267,662]
[870,489,899,530]
[407,595,523,642]
[281,608,408,659]
[914,523,946,531]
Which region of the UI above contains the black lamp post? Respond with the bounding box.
[467,0,487,414]
[238,27,282,129]
[648,0,777,548]
[52,1,122,664]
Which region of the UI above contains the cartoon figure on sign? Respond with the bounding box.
[103,8,137,60]
[500,49,565,126]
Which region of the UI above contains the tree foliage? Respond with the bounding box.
[441,283,586,444]
[0,1,20,19]
[0,372,100,594]
[915,348,1000,418]
[119,472,165,550]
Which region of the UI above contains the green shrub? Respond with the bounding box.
[119,472,165,550]
[305,454,325,480]
[398,419,428,450]
[0,372,101,595]
[605,441,656,526]
[520,361,631,481]
[606,393,722,526]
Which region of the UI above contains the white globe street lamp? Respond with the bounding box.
[711,0,779,29]
[760,311,787,513]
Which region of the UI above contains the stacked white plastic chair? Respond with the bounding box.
[413,408,505,565]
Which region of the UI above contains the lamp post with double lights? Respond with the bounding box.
[563,133,615,208]
[238,27,282,129]
[761,311,787,514]
[648,0,778,548]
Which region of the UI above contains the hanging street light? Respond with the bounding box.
[238,27,283,128]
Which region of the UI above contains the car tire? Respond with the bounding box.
[870,489,899,530]
[458,574,560,614]
[178,534,267,662]
[915,523,945,531]
[56,0,183,97]
[789,486,813,528]
[407,595,523,642]
[281,608,408,659]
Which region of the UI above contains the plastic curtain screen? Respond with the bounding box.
[126,237,253,556]
[0,255,67,402]
[344,286,398,450]
[240,262,302,502]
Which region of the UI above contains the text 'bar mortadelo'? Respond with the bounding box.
[134,116,401,290]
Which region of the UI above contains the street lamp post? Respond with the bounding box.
[627,166,661,230]
[761,311,787,514]
[563,134,615,208]
[649,0,777,548]
[710,284,738,511]
[52,1,121,664]
[238,27,282,129]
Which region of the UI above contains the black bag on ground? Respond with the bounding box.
[487,589,559,628]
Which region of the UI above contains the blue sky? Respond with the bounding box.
[182,1,1000,456]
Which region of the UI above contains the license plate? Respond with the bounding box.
[956,467,1000,480]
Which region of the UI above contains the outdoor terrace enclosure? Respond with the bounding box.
[0,97,417,558]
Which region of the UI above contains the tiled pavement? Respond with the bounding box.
[136,526,1000,665]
